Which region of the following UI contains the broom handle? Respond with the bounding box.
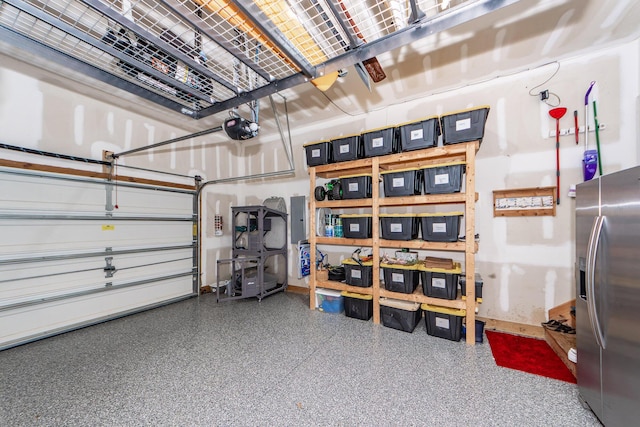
[556,119,560,205]
[593,101,602,176]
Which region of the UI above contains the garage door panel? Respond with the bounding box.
[0,166,197,349]
[0,220,193,255]
[1,174,108,212]
[0,276,193,347]
[0,249,193,304]
[114,187,194,216]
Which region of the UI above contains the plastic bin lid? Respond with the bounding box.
[331,133,361,141]
[340,213,372,218]
[380,167,421,175]
[303,140,330,147]
[419,262,462,274]
[362,124,396,134]
[342,258,373,267]
[420,304,466,316]
[315,288,343,297]
[379,213,418,217]
[379,298,420,311]
[380,262,420,271]
[397,115,439,127]
[421,161,466,169]
[340,291,373,300]
[417,211,464,217]
[441,105,491,117]
[339,173,372,179]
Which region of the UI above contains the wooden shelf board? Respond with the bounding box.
[379,287,468,309]
[316,199,373,208]
[379,192,478,206]
[315,281,374,295]
[378,142,480,167]
[315,237,373,245]
[312,158,373,178]
[379,239,477,252]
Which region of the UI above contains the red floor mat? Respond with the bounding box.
[485,330,576,384]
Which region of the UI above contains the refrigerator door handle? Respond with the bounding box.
[586,215,606,350]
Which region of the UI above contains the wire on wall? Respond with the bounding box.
[527,61,561,107]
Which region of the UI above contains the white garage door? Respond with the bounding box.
[0,165,197,350]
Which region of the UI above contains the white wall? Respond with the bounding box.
[233,39,640,325]
[2,36,638,326]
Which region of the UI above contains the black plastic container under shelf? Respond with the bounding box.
[441,106,490,145]
[462,319,486,343]
[422,162,465,194]
[341,291,373,320]
[340,214,372,239]
[398,116,440,152]
[460,273,484,302]
[381,263,420,294]
[420,262,462,300]
[380,214,419,240]
[421,304,465,341]
[304,140,332,166]
[341,259,373,287]
[379,298,422,333]
[362,126,398,157]
[340,174,372,199]
[331,134,362,162]
[419,212,463,242]
[381,168,423,197]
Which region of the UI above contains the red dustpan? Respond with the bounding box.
[549,107,567,205]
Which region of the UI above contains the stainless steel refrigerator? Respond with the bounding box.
[576,166,640,426]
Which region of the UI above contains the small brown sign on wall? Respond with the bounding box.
[493,186,556,217]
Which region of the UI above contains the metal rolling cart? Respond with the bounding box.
[216,205,288,302]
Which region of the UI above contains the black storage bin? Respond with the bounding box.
[362,126,398,157]
[398,116,440,151]
[341,214,372,239]
[420,262,462,300]
[342,259,373,288]
[421,304,465,341]
[460,273,484,302]
[441,106,490,145]
[381,168,423,197]
[304,141,332,166]
[340,174,372,199]
[419,212,463,242]
[327,266,345,282]
[462,319,486,343]
[381,263,420,294]
[423,162,465,194]
[341,291,373,320]
[380,214,419,241]
[379,298,422,333]
[331,134,362,162]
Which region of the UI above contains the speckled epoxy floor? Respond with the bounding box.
[1,292,600,426]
